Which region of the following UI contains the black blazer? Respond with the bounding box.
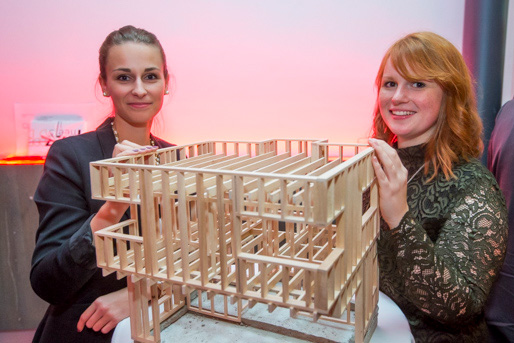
[486,99,514,341]
[31,117,173,343]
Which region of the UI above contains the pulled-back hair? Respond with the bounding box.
[372,31,483,181]
[98,25,168,82]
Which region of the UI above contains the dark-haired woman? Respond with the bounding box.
[31,25,173,343]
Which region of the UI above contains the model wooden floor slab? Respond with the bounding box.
[90,139,379,343]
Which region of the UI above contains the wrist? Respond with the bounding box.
[91,201,129,233]
[384,206,409,230]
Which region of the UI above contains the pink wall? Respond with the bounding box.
[0,0,465,157]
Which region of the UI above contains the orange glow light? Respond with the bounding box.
[0,156,46,165]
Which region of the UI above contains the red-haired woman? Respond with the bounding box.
[369,32,507,342]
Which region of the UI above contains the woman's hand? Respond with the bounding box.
[90,140,158,233]
[112,140,157,158]
[368,138,409,229]
[76,288,130,334]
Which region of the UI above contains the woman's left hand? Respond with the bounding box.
[369,138,409,229]
[76,287,130,334]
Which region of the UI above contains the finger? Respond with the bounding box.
[119,140,141,148]
[369,139,405,181]
[373,142,407,183]
[100,320,117,334]
[112,143,136,158]
[371,155,389,185]
[91,314,111,332]
[369,139,396,176]
[117,148,145,157]
[376,140,405,170]
[113,143,140,156]
[369,139,397,162]
[77,303,95,332]
[116,142,137,151]
[85,306,104,330]
[117,146,157,157]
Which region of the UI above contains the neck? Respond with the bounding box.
[397,139,426,149]
[112,117,153,146]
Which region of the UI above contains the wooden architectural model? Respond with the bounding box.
[90,139,380,343]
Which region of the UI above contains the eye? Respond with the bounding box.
[412,82,426,88]
[383,81,396,88]
[145,73,160,81]
[117,75,131,82]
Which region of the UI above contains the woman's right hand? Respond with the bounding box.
[90,140,158,233]
[368,138,409,229]
[112,140,157,158]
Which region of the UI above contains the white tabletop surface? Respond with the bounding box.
[370,292,414,343]
[113,291,414,343]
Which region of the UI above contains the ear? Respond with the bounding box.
[164,78,170,95]
[99,76,108,95]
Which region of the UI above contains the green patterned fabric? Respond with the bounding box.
[378,144,508,343]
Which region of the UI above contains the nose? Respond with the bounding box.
[132,79,147,97]
[391,85,407,104]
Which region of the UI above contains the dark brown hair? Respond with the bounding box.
[98,25,169,82]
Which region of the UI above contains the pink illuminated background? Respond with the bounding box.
[0,0,468,158]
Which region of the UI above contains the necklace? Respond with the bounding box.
[111,121,160,164]
[407,164,424,184]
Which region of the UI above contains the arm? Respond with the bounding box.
[30,139,102,304]
[371,139,507,324]
[31,139,156,304]
[382,173,507,324]
[31,138,157,334]
[80,140,157,333]
[369,138,409,229]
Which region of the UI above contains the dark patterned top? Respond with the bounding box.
[378,144,508,343]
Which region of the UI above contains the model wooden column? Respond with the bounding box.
[90,139,380,343]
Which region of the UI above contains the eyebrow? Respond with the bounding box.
[112,67,161,72]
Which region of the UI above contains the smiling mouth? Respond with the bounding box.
[129,103,151,108]
[391,110,416,116]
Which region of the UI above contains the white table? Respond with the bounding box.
[370,292,414,343]
[113,291,414,343]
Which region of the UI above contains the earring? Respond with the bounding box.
[165,90,169,95]
[103,92,108,97]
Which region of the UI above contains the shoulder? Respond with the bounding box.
[452,159,501,193]
[489,100,514,170]
[44,125,114,172]
[55,130,100,145]
[490,100,514,146]
[497,99,514,120]
[46,131,101,159]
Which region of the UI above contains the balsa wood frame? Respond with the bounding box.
[90,139,380,343]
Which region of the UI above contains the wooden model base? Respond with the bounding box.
[90,139,379,343]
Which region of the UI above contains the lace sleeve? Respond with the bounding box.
[381,171,507,325]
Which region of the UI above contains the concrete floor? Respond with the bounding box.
[0,329,35,343]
